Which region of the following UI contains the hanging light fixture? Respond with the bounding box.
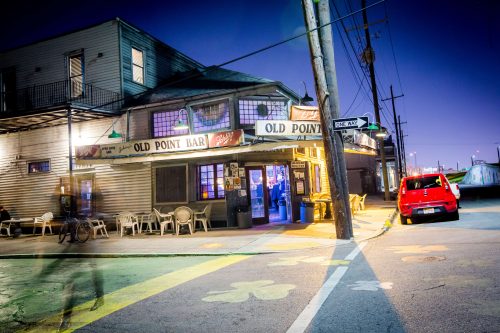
[107,124,122,139]
[173,108,190,133]
[300,81,314,104]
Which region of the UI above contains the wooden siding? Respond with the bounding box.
[294,147,331,199]
[0,20,121,94]
[120,23,202,98]
[0,117,151,221]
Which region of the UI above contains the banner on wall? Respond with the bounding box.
[76,130,246,160]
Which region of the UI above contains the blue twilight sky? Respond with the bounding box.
[1,0,499,169]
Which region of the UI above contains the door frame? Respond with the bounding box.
[245,166,269,224]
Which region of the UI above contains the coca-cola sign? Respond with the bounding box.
[208,129,244,148]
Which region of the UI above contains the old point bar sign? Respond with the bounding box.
[255,120,322,136]
[76,130,244,159]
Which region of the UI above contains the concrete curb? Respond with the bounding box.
[357,209,398,241]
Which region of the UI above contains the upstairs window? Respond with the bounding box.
[153,109,189,138]
[199,164,225,200]
[132,48,144,84]
[0,69,16,112]
[192,101,230,133]
[68,53,84,98]
[238,99,287,125]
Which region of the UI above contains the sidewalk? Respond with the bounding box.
[0,199,397,258]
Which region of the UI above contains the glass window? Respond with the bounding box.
[406,176,441,191]
[199,163,225,200]
[311,163,321,193]
[28,160,50,174]
[192,101,230,133]
[238,99,287,125]
[295,148,306,155]
[69,53,84,98]
[153,110,189,138]
[132,48,144,84]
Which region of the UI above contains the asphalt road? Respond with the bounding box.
[1,198,499,332]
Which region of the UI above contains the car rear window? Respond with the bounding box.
[406,176,442,190]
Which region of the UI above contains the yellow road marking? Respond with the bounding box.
[24,255,249,333]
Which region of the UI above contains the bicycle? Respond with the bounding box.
[58,217,91,243]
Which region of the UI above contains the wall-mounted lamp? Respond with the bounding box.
[173,108,190,133]
[300,81,314,104]
[108,124,122,139]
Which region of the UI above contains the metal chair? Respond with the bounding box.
[173,206,194,236]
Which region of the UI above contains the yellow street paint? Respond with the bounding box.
[24,255,249,333]
[202,280,296,303]
[202,243,223,249]
[266,242,321,250]
[387,245,448,254]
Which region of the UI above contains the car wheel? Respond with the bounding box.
[400,214,408,225]
[450,210,459,221]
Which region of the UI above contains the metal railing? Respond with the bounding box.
[4,79,122,113]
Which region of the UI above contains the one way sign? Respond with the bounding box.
[332,116,369,131]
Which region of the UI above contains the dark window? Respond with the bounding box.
[406,176,442,190]
[0,69,16,112]
[192,101,230,133]
[69,53,84,98]
[238,99,287,125]
[199,163,225,200]
[28,160,50,173]
[153,110,189,137]
[155,165,187,203]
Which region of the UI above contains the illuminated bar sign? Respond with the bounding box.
[255,120,322,136]
[76,134,208,159]
[208,129,244,148]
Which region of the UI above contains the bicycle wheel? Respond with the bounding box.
[58,223,68,243]
[76,221,91,243]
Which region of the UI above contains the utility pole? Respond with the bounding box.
[361,0,390,200]
[302,0,352,239]
[438,160,441,173]
[398,115,407,176]
[382,85,404,181]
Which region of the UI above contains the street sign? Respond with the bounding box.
[332,116,369,131]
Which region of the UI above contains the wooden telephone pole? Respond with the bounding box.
[302,0,352,239]
[382,85,404,181]
[361,0,390,200]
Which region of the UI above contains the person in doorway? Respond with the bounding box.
[271,182,281,209]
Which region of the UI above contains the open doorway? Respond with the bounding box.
[266,164,291,223]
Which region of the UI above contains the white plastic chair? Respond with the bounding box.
[174,206,193,236]
[153,208,174,236]
[117,212,139,237]
[0,220,11,236]
[33,212,53,236]
[140,212,157,233]
[88,219,109,239]
[358,194,367,210]
[194,204,212,232]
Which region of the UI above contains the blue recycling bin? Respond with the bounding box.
[278,200,287,220]
[300,202,315,223]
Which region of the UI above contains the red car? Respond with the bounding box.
[398,173,459,224]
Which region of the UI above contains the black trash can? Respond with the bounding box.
[278,199,287,220]
[300,202,315,223]
[236,206,252,229]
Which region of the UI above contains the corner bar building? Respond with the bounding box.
[0,18,383,229]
